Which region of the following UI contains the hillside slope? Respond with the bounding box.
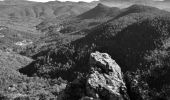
[0,50,33,89]
[20,5,170,100]
[21,4,169,77]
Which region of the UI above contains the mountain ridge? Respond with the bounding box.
[77,3,120,19]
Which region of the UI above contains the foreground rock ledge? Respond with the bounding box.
[60,51,129,100]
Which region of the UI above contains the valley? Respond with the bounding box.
[0,0,170,100]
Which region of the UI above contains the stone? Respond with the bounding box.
[86,51,127,100]
[60,51,129,100]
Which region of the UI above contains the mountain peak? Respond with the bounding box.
[96,3,109,9]
[97,3,105,7]
[77,3,120,19]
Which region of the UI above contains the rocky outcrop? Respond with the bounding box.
[60,51,129,100]
[86,51,127,100]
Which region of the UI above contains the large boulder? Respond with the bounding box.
[61,51,129,100]
[86,51,127,100]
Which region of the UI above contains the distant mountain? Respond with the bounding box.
[36,3,119,35]
[35,3,120,35]
[114,4,165,19]
[0,0,37,5]
[0,0,96,21]
[77,3,120,19]
[0,0,98,41]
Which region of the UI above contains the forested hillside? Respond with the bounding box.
[0,1,170,100]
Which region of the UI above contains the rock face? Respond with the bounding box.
[61,51,129,100]
[86,51,127,100]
